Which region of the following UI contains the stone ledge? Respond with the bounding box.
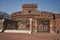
[4,30,31,34]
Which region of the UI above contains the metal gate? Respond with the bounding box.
[37,20,50,33]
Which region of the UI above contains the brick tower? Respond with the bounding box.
[22,4,38,14]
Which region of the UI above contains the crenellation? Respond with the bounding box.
[22,4,38,8]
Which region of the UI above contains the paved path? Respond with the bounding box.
[0,33,60,40]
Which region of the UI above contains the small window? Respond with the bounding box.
[28,10,31,13]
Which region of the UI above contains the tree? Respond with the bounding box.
[0,11,3,19]
[0,11,11,19]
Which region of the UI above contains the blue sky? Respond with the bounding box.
[0,0,60,14]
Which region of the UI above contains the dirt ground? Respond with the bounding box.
[0,33,60,40]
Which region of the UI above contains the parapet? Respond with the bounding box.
[22,4,38,8]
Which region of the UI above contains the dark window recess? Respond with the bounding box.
[53,14,55,19]
[28,10,31,13]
